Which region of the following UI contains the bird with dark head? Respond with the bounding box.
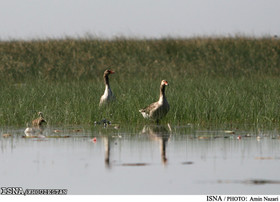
[99,69,115,106]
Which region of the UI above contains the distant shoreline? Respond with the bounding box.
[0,33,278,42]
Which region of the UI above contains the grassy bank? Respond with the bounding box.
[0,37,280,127]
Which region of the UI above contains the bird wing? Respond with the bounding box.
[140,101,158,113]
[32,117,46,126]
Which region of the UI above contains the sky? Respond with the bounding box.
[0,0,279,40]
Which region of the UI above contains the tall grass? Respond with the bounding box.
[0,37,280,127]
[1,37,279,81]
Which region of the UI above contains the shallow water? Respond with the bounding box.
[1,125,280,195]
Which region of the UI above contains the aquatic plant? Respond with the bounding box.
[0,37,279,127]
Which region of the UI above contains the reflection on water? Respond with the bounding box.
[103,125,170,168]
[141,125,170,165]
[1,125,280,194]
[103,135,111,168]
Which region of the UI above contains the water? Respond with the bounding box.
[1,125,280,195]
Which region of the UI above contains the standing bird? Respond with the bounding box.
[32,112,47,127]
[139,80,170,124]
[99,69,115,106]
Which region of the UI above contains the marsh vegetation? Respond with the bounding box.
[0,37,279,127]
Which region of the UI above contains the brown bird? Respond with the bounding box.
[99,69,115,106]
[32,112,47,126]
[139,80,170,124]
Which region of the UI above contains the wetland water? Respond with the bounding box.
[0,125,280,195]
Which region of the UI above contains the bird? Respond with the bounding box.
[139,80,170,124]
[32,112,47,127]
[24,122,45,137]
[99,69,115,106]
[24,123,35,137]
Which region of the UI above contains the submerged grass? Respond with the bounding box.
[0,37,280,128]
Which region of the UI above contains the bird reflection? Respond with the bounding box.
[102,125,171,168]
[141,125,171,165]
[103,136,112,169]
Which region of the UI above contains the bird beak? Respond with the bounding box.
[164,81,168,85]
[109,70,115,74]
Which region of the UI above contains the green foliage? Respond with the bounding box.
[0,37,280,127]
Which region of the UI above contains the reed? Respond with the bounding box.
[0,37,279,127]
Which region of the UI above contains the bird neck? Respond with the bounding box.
[159,85,166,101]
[104,74,110,87]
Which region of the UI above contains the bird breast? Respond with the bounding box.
[100,85,114,105]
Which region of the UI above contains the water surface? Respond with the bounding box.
[1,125,280,194]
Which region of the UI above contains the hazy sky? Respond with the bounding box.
[0,0,279,40]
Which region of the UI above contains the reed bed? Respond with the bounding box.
[0,37,279,127]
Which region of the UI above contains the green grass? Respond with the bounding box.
[0,37,280,128]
